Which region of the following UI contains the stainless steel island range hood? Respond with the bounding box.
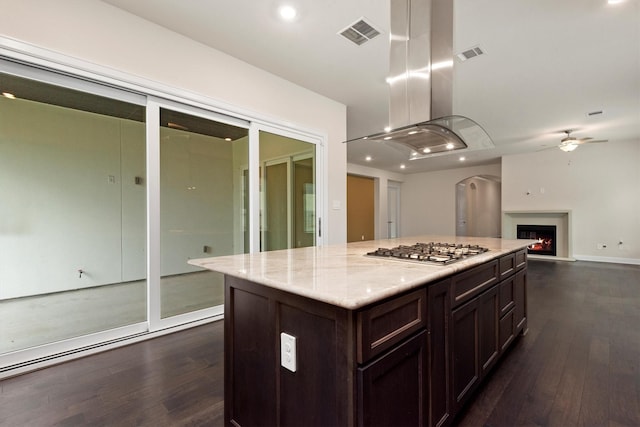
[346,0,494,161]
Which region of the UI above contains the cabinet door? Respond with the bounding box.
[451,299,479,412]
[514,269,527,333]
[358,331,428,427]
[428,279,451,427]
[499,308,516,352]
[478,285,499,376]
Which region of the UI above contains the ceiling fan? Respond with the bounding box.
[558,130,607,152]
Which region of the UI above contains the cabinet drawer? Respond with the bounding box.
[515,249,527,271]
[499,275,516,316]
[357,288,427,363]
[451,260,499,308]
[498,253,516,280]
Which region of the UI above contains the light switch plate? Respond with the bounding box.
[280,332,297,372]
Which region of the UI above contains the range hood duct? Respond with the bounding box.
[346,0,493,160]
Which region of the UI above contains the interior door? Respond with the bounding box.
[347,175,375,242]
[388,184,400,238]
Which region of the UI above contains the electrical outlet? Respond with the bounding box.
[281,332,297,372]
[597,243,607,250]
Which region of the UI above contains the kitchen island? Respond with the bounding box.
[190,236,532,427]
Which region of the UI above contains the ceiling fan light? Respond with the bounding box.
[559,142,578,152]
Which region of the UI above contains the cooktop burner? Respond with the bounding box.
[366,242,489,265]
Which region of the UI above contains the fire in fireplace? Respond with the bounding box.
[517,225,557,256]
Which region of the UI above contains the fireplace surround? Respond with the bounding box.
[502,210,573,260]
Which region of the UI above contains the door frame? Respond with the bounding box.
[250,123,325,253]
[146,97,249,332]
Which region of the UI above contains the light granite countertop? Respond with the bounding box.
[189,235,533,310]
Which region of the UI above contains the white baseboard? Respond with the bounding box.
[528,255,576,262]
[573,254,640,266]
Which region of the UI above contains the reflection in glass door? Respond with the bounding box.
[259,131,316,251]
[0,69,147,356]
[159,107,248,319]
[264,161,289,251]
[293,157,315,248]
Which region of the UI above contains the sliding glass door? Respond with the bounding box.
[157,106,248,321]
[0,57,324,370]
[0,67,148,356]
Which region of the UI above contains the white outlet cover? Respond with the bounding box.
[280,332,297,372]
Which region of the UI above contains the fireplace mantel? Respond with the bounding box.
[502,210,574,261]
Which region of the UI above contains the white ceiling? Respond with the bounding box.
[101,0,640,173]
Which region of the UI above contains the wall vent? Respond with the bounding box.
[339,18,381,46]
[456,46,485,62]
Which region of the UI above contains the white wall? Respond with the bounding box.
[400,164,502,237]
[0,0,347,244]
[502,141,640,263]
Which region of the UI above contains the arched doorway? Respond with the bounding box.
[456,175,501,237]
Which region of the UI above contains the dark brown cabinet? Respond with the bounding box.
[427,279,452,427]
[450,249,526,416]
[451,297,480,412]
[478,285,499,375]
[357,330,428,427]
[450,284,499,412]
[514,268,527,332]
[223,248,528,427]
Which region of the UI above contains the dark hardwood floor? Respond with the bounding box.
[457,260,640,427]
[0,323,225,426]
[0,260,638,426]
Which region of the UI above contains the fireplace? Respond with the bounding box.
[517,224,557,256]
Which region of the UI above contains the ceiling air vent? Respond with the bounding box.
[339,18,381,46]
[456,46,485,62]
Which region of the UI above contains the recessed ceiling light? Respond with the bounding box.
[422,148,431,154]
[446,142,454,149]
[2,92,16,99]
[384,126,391,132]
[365,155,372,161]
[400,164,406,169]
[278,5,297,21]
[383,136,392,140]
[459,156,466,161]
[224,137,232,141]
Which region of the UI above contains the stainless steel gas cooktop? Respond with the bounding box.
[366,242,489,265]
